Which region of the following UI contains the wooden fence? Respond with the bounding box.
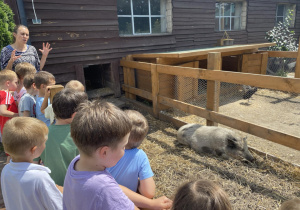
[121,51,300,151]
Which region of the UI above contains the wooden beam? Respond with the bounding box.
[266,51,298,58]
[122,57,129,98]
[158,96,300,151]
[122,85,152,101]
[151,64,159,117]
[120,60,152,71]
[156,64,300,93]
[111,60,121,97]
[206,52,221,126]
[260,52,268,75]
[132,43,276,59]
[126,55,136,100]
[295,39,300,78]
[74,64,85,88]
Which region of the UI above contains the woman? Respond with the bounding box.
[0,24,52,71]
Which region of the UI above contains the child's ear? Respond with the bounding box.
[30,146,38,155]
[32,82,36,89]
[98,146,109,158]
[71,112,76,119]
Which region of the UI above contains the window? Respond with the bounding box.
[215,1,247,31]
[117,0,172,35]
[276,4,296,27]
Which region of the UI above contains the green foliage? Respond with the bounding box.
[0,0,15,49]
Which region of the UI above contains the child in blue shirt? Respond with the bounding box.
[107,110,155,198]
[34,71,55,126]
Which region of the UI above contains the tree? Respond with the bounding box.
[0,0,15,49]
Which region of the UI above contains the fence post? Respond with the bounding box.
[122,57,129,98]
[126,55,136,99]
[151,64,159,118]
[206,52,221,126]
[295,39,300,78]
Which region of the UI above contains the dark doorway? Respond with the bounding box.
[84,64,111,91]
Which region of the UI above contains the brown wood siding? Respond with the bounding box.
[11,0,300,87]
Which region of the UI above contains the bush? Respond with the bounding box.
[0,0,15,49]
[265,10,298,51]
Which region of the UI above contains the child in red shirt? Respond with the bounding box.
[0,70,19,163]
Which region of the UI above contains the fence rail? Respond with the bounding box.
[120,51,300,151]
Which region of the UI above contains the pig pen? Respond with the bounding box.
[138,110,299,210]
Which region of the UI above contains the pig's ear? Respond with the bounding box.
[227,137,238,149]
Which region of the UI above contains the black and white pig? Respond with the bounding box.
[177,124,255,162]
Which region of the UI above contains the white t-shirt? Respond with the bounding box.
[1,161,63,210]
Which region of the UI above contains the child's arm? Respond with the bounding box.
[119,185,172,209]
[40,86,50,114]
[0,104,18,118]
[138,177,156,199]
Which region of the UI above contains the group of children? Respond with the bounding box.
[0,62,298,210]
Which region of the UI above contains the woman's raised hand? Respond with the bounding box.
[39,42,52,56]
[9,49,22,63]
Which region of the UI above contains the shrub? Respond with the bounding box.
[0,0,15,49]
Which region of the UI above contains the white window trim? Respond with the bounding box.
[216,2,241,31]
[118,0,166,35]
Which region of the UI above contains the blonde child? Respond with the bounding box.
[1,117,62,209]
[14,62,36,105]
[63,101,172,210]
[107,110,155,198]
[34,71,55,126]
[0,70,19,134]
[172,180,232,210]
[41,80,85,124]
[18,74,38,117]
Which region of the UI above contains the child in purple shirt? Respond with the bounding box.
[63,101,172,210]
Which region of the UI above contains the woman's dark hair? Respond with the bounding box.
[172,180,232,210]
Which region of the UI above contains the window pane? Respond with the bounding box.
[118,17,133,35]
[220,17,230,30]
[134,17,150,33]
[151,0,165,15]
[276,17,284,24]
[215,3,220,17]
[220,3,231,16]
[215,18,219,30]
[133,0,149,15]
[232,17,241,30]
[117,0,131,15]
[277,4,284,16]
[151,17,166,33]
[231,3,235,16]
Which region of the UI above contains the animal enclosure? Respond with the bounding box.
[120,43,300,152]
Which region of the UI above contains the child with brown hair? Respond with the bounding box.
[18,73,38,117]
[63,101,172,210]
[14,62,36,104]
[1,117,62,210]
[107,110,155,198]
[37,88,88,186]
[41,80,85,124]
[172,180,232,210]
[34,71,55,126]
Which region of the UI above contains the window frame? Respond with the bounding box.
[118,0,167,36]
[215,1,246,31]
[276,4,296,28]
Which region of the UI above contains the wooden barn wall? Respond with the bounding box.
[7,0,300,86]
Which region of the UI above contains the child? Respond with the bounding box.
[279,198,300,210]
[107,110,155,198]
[0,70,19,134]
[14,62,36,105]
[171,180,232,210]
[34,71,55,126]
[1,117,63,210]
[41,80,85,125]
[18,73,38,117]
[63,101,172,210]
[38,88,88,186]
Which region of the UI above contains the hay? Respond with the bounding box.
[135,110,300,210]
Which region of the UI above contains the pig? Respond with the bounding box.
[177,124,255,162]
